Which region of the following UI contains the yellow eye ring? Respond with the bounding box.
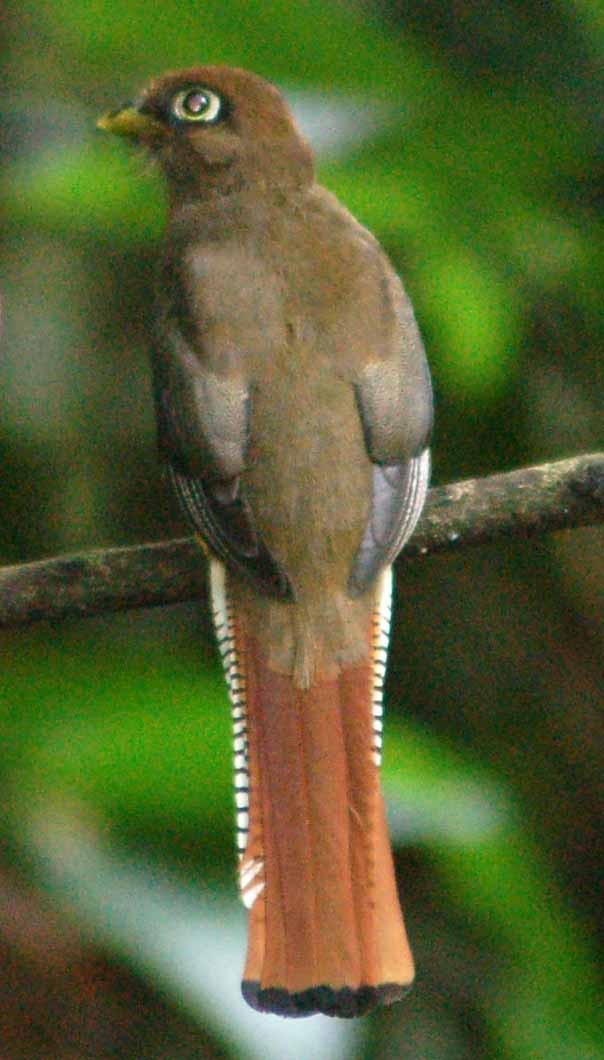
[172,88,223,124]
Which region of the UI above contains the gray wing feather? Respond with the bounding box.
[348,269,432,596]
[153,323,293,600]
[348,449,430,595]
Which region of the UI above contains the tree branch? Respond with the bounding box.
[1,453,602,629]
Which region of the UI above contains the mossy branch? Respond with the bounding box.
[1,453,602,628]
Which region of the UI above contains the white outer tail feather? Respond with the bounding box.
[209,559,266,909]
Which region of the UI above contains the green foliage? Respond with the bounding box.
[2,141,165,244]
[33,0,428,94]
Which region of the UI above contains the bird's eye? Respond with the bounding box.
[171,88,223,124]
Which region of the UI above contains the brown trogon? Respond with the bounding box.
[98,66,432,1019]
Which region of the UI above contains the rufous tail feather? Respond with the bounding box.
[210,560,413,1018]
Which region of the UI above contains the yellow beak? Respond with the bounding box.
[96,105,165,141]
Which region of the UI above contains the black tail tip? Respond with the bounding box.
[241,980,412,1018]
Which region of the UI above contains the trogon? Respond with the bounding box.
[99,65,432,1018]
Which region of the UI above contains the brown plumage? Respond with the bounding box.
[98,65,432,1017]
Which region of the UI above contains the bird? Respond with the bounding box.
[98,66,432,1019]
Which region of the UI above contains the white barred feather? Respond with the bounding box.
[371,565,394,768]
[209,559,265,910]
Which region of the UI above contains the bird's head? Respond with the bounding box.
[98,66,314,198]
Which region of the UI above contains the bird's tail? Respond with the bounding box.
[210,560,414,1018]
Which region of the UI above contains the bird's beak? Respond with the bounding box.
[96,103,165,141]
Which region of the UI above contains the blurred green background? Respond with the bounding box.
[1,1,603,1057]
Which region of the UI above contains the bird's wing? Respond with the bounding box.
[152,320,294,600]
[349,272,433,595]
